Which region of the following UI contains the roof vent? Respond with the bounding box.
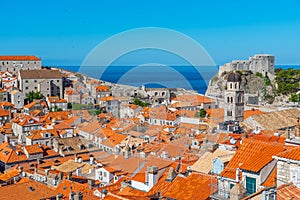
[230,138,237,145]
[29,187,35,192]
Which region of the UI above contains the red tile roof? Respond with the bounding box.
[0,56,40,61]
[277,183,300,200]
[23,144,44,154]
[95,85,110,92]
[0,179,58,200]
[99,96,117,101]
[276,146,300,161]
[0,109,10,117]
[221,138,285,179]
[173,94,213,104]
[164,173,217,200]
[244,109,265,120]
[0,169,19,181]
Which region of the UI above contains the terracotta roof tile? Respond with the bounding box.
[244,109,265,120]
[221,138,285,179]
[0,56,40,61]
[164,173,217,200]
[0,109,10,117]
[0,179,58,199]
[0,169,19,181]
[95,85,110,92]
[277,183,300,200]
[276,146,300,161]
[19,69,63,79]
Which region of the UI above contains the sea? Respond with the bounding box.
[58,65,300,94]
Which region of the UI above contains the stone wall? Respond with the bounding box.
[218,54,275,78]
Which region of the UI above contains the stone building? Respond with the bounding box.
[10,90,25,109]
[18,69,64,98]
[274,146,300,188]
[0,55,41,73]
[219,54,275,78]
[145,88,170,106]
[0,89,8,102]
[224,72,244,122]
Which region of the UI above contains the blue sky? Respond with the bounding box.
[1,0,300,66]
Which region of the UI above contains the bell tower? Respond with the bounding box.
[224,72,244,122]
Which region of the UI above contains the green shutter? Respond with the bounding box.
[246,177,256,195]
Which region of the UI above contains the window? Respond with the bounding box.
[34,80,37,83]
[246,177,256,195]
[25,87,29,90]
[291,169,298,182]
[104,172,107,177]
[57,80,60,82]
[227,111,232,116]
[25,80,28,83]
[231,97,233,103]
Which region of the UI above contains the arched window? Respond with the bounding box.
[230,83,232,89]
[231,97,233,103]
[227,97,230,103]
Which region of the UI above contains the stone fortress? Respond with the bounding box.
[218,54,275,79]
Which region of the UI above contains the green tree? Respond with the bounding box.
[195,108,206,118]
[290,93,300,103]
[276,68,300,94]
[27,91,44,102]
[133,98,149,107]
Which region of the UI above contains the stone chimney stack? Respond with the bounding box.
[236,168,240,182]
[146,166,159,188]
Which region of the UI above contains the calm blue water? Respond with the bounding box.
[58,65,300,94]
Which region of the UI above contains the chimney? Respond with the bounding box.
[74,192,83,200]
[229,182,247,200]
[121,180,130,191]
[69,186,74,200]
[236,168,240,182]
[165,167,176,182]
[67,173,72,180]
[124,146,130,159]
[89,155,94,165]
[101,189,108,199]
[58,172,63,182]
[146,166,159,188]
[88,179,95,190]
[56,194,63,200]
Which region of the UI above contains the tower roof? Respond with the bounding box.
[227,72,241,82]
